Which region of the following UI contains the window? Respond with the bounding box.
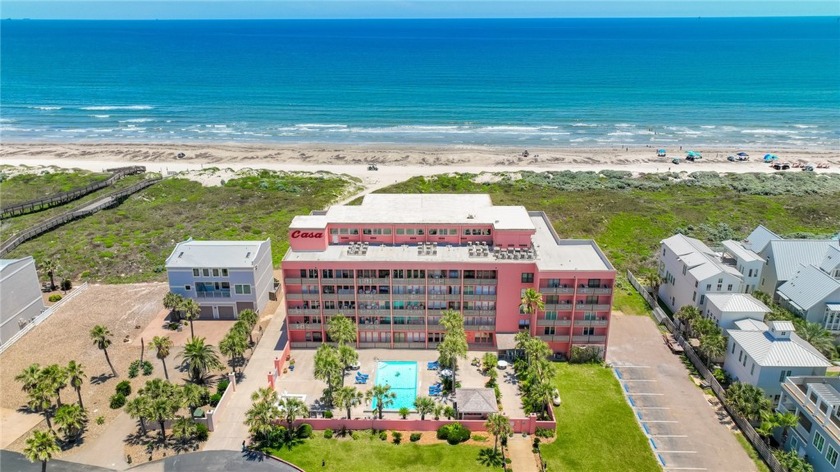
[235,284,252,295]
[202,269,210,277]
[732,343,736,354]
[750,364,755,375]
[583,327,595,335]
[682,265,687,275]
[692,292,696,302]
[221,269,228,277]
[185,285,191,291]
[521,273,534,283]
[544,327,556,335]
[694,281,698,288]
[193,269,200,276]
[727,284,733,291]
[396,229,405,235]
[827,445,838,466]
[814,432,825,452]
[699,295,705,305]
[706,284,711,291]
[779,370,792,382]
[213,268,220,277]
[330,228,338,235]
[363,229,372,235]
[738,350,743,362]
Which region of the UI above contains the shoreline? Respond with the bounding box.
[1,143,838,184]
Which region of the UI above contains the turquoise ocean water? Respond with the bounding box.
[1,18,838,146]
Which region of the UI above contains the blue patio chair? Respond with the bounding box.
[355,377,368,384]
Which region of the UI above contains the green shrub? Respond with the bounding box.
[48,294,62,302]
[379,431,388,441]
[95,416,105,425]
[297,423,313,439]
[471,434,488,442]
[323,428,334,439]
[115,380,132,397]
[398,407,410,419]
[209,393,222,407]
[141,360,153,376]
[437,422,471,445]
[392,431,403,444]
[109,393,126,409]
[324,410,333,419]
[535,427,555,438]
[216,378,230,394]
[61,279,72,291]
[570,346,603,364]
[195,423,209,441]
[351,432,360,440]
[127,361,140,378]
[410,433,421,442]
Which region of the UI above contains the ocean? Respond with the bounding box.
[1,18,838,146]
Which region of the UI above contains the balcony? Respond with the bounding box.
[428,294,448,300]
[427,277,451,285]
[290,341,323,348]
[465,325,496,331]
[537,319,572,327]
[357,277,390,285]
[322,309,345,315]
[321,277,354,285]
[359,324,392,331]
[393,324,427,331]
[287,292,320,301]
[474,279,498,285]
[286,308,320,316]
[782,381,840,444]
[400,294,426,301]
[289,323,322,331]
[545,304,574,312]
[358,293,390,301]
[196,291,231,299]
[575,304,611,312]
[463,310,496,316]
[540,287,575,294]
[358,309,390,316]
[539,335,570,343]
[392,278,426,284]
[399,309,426,316]
[284,277,302,285]
[577,287,613,295]
[574,319,609,327]
[572,335,606,344]
[358,342,392,349]
[463,294,497,301]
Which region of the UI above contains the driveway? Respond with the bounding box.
[128,451,298,471]
[607,314,757,472]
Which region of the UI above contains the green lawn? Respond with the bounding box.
[6,170,359,283]
[0,167,110,206]
[542,363,660,472]
[269,435,489,472]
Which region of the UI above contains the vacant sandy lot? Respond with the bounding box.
[0,283,168,454]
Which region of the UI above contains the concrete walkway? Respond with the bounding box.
[64,411,134,470]
[507,436,539,472]
[203,307,288,451]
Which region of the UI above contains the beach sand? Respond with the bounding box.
[1,143,838,185]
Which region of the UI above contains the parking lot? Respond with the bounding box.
[608,314,758,472]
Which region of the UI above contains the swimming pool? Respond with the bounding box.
[372,361,418,411]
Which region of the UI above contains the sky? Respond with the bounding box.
[2,0,838,20]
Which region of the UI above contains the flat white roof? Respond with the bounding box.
[166,239,270,269]
[290,194,536,231]
[721,240,765,264]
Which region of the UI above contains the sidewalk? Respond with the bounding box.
[63,411,133,470]
[203,307,288,451]
[507,436,539,472]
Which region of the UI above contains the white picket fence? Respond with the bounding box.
[0,282,90,355]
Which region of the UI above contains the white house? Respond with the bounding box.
[777,376,840,472]
[165,239,274,319]
[724,320,830,401]
[777,256,840,332]
[658,234,744,313]
[0,257,46,347]
[704,293,770,330]
[758,239,839,297]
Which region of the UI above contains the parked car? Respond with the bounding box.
[772,162,791,170]
[671,158,680,165]
[802,164,815,172]
[727,155,736,162]
[367,164,379,171]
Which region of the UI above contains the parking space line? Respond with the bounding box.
[650,435,688,438]
[623,379,657,382]
[641,420,678,423]
[664,468,707,471]
[630,393,664,396]
[635,407,670,409]
[658,450,697,454]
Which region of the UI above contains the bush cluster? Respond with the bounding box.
[48,294,62,302]
[410,433,422,442]
[297,423,313,439]
[216,378,230,394]
[109,393,126,409]
[195,423,209,441]
[379,431,388,441]
[436,422,471,445]
[323,428,334,439]
[535,428,555,438]
[115,380,132,397]
[392,431,403,444]
[209,393,222,407]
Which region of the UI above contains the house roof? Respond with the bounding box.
[705,293,770,314]
[777,264,840,311]
[727,328,831,368]
[820,246,840,274]
[733,319,769,331]
[455,388,498,414]
[661,234,741,282]
[743,225,781,253]
[0,257,33,272]
[165,239,271,269]
[721,240,765,264]
[764,240,840,283]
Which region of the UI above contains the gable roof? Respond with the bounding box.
[165,239,271,269]
[744,225,782,253]
[820,246,840,274]
[721,240,765,264]
[727,328,831,368]
[705,293,770,314]
[455,388,498,414]
[661,234,742,282]
[777,264,840,312]
[764,240,840,283]
[733,319,769,331]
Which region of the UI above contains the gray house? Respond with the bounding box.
[758,239,839,297]
[165,239,273,320]
[777,376,840,472]
[0,257,46,346]
[777,260,840,332]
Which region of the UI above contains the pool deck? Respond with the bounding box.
[276,348,525,419]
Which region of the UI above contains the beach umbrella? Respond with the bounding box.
[764,153,778,161]
[657,149,666,156]
[737,152,749,157]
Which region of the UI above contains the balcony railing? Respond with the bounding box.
[574,319,609,327]
[287,308,321,316]
[575,304,611,312]
[359,324,392,331]
[428,294,448,300]
[320,277,355,285]
[287,293,320,301]
[463,294,497,301]
[289,323,323,330]
[464,325,496,331]
[577,287,614,295]
[782,381,840,444]
[358,342,392,349]
[290,341,324,348]
[474,279,497,285]
[537,319,572,327]
[540,287,575,294]
[392,278,427,284]
[572,335,606,343]
[196,291,231,298]
[399,309,426,316]
[398,294,426,301]
[284,277,302,285]
[358,309,390,316]
[539,335,570,343]
[358,293,391,301]
[463,310,496,316]
[545,304,574,312]
[357,277,390,285]
[392,324,427,331]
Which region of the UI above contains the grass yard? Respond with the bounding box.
[6,170,358,283]
[0,167,110,206]
[269,435,488,472]
[542,363,660,472]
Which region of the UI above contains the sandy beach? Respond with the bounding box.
[1,143,838,185]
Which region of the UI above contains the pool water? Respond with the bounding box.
[372,361,418,411]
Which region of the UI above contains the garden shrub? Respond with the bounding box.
[324,410,333,418]
[115,380,132,397]
[209,393,222,407]
[61,279,72,291]
[437,423,471,445]
[535,428,555,438]
[141,360,153,376]
[410,433,421,442]
[297,423,313,439]
[399,407,410,419]
[570,346,603,364]
[216,378,230,394]
[323,429,334,439]
[48,294,62,302]
[109,393,126,409]
[471,434,488,442]
[195,423,209,441]
[392,431,402,444]
[351,432,360,440]
[127,360,140,378]
[379,431,388,441]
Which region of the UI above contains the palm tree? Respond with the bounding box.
[140,379,182,442]
[674,306,701,335]
[16,363,43,394]
[28,385,56,430]
[163,292,183,317]
[699,333,726,367]
[526,380,555,418]
[776,411,798,444]
[125,396,151,435]
[334,386,364,419]
[313,344,342,405]
[797,322,836,358]
[645,272,663,294]
[245,389,280,443]
[90,325,117,377]
[519,288,545,317]
[690,317,718,339]
[366,384,396,419]
[40,364,68,407]
[485,413,512,454]
[337,344,359,385]
[179,298,201,339]
[238,309,259,345]
[219,331,248,374]
[481,352,498,374]
[150,336,174,381]
[178,337,224,384]
[41,259,58,291]
[327,315,357,345]
[172,416,199,446]
[54,403,86,442]
[278,397,309,431]
[65,361,86,409]
[413,396,436,420]
[726,382,771,422]
[181,383,209,417]
[23,429,60,472]
[437,310,467,401]
[251,386,279,405]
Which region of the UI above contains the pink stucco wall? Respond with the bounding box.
[286,412,549,435]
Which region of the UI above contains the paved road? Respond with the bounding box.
[203,305,288,451]
[507,436,539,472]
[608,314,757,472]
[129,451,298,471]
[1,450,114,472]
[64,412,134,470]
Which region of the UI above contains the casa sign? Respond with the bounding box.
[291,230,323,239]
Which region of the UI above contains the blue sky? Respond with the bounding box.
[3,1,838,19]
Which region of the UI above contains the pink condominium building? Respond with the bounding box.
[282,194,616,358]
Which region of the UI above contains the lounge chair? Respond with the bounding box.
[427,361,439,370]
[355,377,368,384]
